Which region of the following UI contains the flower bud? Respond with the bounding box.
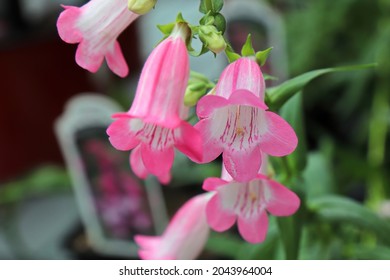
[199,25,226,54]
[184,82,208,107]
[128,0,156,15]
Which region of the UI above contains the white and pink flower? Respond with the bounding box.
[135,193,211,260]
[107,23,202,184]
[57,0,139,77]
[195,57,298,182]
[203,165,300,243]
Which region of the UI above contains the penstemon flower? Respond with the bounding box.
[106,22,202,184]
[135,193,211,260]
[203,165,300,243]
[57,0,139,77]
[195,57,298,182]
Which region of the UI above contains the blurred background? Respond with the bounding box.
[0,0,388,259]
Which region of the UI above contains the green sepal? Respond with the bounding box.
[188,44,210,57]
[241,34,255,57]
[225,44,241,63]
[157,23,175,36]
[255,47,273,66]
[176,12,186,23]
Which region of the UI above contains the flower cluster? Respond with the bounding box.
[57,0,300,260]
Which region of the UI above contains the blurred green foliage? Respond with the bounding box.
[204,0,390,260]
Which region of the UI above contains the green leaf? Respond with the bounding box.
[241,34,255,57]
[308,195,390,245]
[302,151,334,199]
[280,92,307,174]
[255,47,273,66]
[236,224,280,259]
[205,232,243,259]
[266,63,377,111]
[351,246,390,260]
[263,73,278,81]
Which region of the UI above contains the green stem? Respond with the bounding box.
[277,217,299,259]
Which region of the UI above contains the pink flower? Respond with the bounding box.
[195,57,297,182]
[203,165,300,243]
[57,0,139,77]
[135,193,211,260]
[106,23,202,184]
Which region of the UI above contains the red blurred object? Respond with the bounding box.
[0,25,140,182]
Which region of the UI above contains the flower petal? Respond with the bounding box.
[215,57,266,100]
[237,210,268,244]
[137,194,210,260]
[265,179,300,216]
[196,95,229,119]
[174,121,203,163]
[202,177,228,191]
[223,146,262,182]
[194,118,224,163]
[106,40,129,78]
[130,146,148,179]
[228,89,268,109]
[106,117,140,151]
[75,40,104,73]
[135,235,175,260]
[57,5,82,43]
[140,143,174,179]
[260,112,298,156]
[206,195,236,232]
[129,36,189,128]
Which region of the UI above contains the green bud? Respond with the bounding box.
[199,25,227,54]
[184,83,208,107]
[184,72,215,106]
[128,0,157,15]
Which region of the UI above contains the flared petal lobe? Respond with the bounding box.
[135,194,211,260]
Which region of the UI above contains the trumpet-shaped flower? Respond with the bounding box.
[195,57,297,182]
[203,165,300,243]
[107,23,202,183]
[57,0,139,77]
[135,193,211,260]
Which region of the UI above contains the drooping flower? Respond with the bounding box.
[106,22,202,184]
[203,165,300,243]
[135,193,211,260]
[195,57,297,182]
[57,0,139,77]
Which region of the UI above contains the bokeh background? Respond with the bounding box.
[0,0,388,259]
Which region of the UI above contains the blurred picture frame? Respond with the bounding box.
[55,93,168,258]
